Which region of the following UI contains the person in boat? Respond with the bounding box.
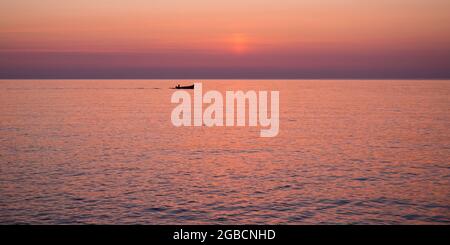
[176,84,180,89]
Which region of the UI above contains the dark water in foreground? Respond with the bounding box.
[0,80,449,224]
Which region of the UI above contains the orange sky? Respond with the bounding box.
[1,0,449,78]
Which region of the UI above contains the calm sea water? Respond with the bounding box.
[0,79,449,224]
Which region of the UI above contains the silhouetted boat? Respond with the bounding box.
[173,84,194,89]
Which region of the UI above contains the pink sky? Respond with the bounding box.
[1,0,449,78]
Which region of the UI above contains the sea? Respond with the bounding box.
[0,79,449,224]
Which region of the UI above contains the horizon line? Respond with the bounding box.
[1,77,449,80]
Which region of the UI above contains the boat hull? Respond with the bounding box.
[174,85,194,89]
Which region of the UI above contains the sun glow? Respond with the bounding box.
[229,33,249,54]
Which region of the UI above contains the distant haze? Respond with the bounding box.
[1,0,449,79]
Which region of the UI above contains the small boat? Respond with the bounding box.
[173,84,195,89]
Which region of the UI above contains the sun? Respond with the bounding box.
[229,33,249,54]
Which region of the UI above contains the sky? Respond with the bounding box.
[0,0,449,78]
